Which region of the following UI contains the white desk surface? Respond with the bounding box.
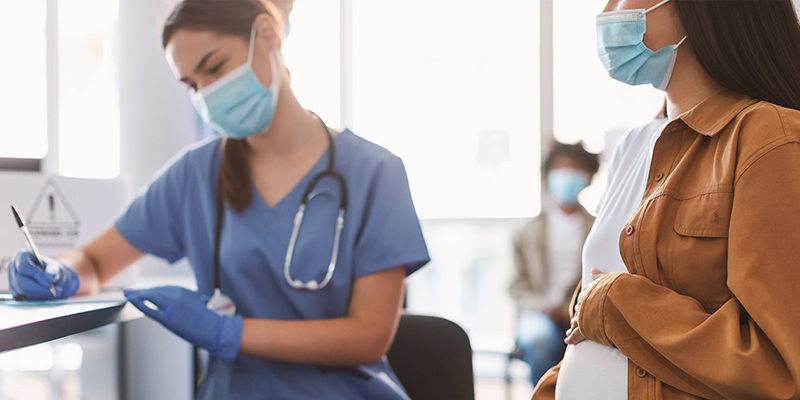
[0,277,197,352]
[0,291,141,353]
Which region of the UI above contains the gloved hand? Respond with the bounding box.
[7,249,80,300]
[124,286,243,362]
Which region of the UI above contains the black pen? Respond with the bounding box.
[11,205,57,297]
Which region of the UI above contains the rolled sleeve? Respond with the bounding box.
[578,272,623,349]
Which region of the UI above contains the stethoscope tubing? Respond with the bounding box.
[212,113,348,294]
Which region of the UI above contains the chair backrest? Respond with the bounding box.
[387,314,475,400]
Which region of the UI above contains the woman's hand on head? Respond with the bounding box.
[564,268,606,345]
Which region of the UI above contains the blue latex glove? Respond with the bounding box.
[124,286,243,362]
[7,249,79,300]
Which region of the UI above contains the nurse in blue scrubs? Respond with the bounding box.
[5,1,429,398]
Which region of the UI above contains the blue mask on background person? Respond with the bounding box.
[596,0,687,90]
[547,168,589,206]
[191,24,280,140]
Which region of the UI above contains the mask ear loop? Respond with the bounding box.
[247,23,257,66]
[268,52,281,94]
[645,0,671,13]
[656,35,689,91]
[250,22,281,94]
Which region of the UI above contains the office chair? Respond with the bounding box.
[387,314,475,400]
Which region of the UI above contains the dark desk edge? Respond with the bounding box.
[0,303,143,353]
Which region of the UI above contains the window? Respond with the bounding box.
[57,0,120,179]
[349,2,543,377]
[351,0,542,219]
[552,0,665,210]
[282,0,342,129]
[0,1,120,178]
[0,2,49,160]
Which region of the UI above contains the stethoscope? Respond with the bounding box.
[207,115,348,316]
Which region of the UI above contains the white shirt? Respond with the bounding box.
[555,118,668,400]
[544,204,585,309]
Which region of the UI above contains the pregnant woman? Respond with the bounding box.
[533,0,800,399]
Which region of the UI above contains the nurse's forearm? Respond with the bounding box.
[58,247,102,295]
[238,266,407,366]
[59,227,145,296]
[240,316,396,365]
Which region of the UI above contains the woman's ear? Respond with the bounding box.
[254,13,281,50]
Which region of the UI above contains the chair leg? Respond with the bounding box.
[505,351,514,400]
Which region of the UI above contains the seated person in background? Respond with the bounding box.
[509,142,599,386]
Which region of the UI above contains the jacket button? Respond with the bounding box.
[654,173,664,181]
[636,367,647,377]
[626,225,634,236]
[669,123,679,132]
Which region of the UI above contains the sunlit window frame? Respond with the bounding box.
[0,158,41,172]
[30,0,557,197]
[1,1,56,172]
[342,0,555,215]
[6,0,59,174]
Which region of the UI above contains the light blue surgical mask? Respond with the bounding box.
[547,168,589,206]
[191,24,280,140]
[596,0,687,90]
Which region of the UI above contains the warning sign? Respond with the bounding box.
[26,179,81,248]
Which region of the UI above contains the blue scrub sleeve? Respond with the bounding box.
[114,150,189,263]
[354,156,429,278]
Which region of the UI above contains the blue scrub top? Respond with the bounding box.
[115,130,430,399]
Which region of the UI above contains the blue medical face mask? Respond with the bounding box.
[547,168,589,206]
[191,24,280,140]
[596,0,687,90]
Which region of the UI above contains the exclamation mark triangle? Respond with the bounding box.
[28,179,80,228]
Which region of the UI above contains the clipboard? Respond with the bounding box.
[0,290,126,306]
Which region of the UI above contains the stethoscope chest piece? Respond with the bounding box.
[207,288,236,316]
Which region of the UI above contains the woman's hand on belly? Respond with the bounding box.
[565,268,605,345]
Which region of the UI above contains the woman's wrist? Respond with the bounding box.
[215,314,244,362]
[578,272,625,348]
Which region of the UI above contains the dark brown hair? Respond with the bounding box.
[674,0,800,111]
[543,142,600,177]
[162,0,283,212]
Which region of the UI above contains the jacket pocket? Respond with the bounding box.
[671,192,732,310]
[673,192,732,237]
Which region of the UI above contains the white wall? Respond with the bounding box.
[118,2,195,399]
[117,0,196,281]
[118,0,196,193]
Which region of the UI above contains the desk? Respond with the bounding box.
[0,302,142,353]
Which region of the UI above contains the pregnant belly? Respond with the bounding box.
[555,340,628,400]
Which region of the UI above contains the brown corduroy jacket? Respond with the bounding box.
[532,89,800,400]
